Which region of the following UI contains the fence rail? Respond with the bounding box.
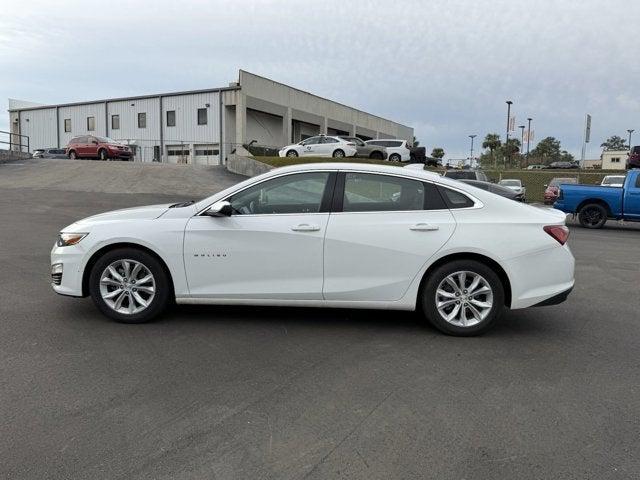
[0,130,29,153]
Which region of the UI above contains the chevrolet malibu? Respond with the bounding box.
[51,163,574,336]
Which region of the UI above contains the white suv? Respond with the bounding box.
[365,139,411,162]
[279,135,357,158]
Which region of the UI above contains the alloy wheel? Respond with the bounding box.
[435,271,493,327]
[99,259,156,315]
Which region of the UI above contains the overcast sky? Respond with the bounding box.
[1,0,638,159]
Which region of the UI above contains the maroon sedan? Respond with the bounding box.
[544,177,577,204]
[66,135,132,161]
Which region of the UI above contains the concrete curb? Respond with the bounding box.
[226,154,274,177]
[0,150,31,164]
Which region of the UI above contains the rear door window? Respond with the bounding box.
[341,173,426,212]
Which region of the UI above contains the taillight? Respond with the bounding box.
[544,225,569,245]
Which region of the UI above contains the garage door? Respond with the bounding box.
[193,144,220,165]
[166,145,191,164]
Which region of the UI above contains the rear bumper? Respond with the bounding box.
[506,244,575,309]
[531,286,573,307]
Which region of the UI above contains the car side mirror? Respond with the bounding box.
[92,140,99,144]
[205,200,232,217]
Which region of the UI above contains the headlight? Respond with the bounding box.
[57,232,88,247]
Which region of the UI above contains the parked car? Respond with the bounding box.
[51,163,574,336]
[628,146,640,169]
[33,148,68,159]
[66,136,132,161]
[337,136,387,159]
[279,135,357,158]
[526,164,545,170]
[442,169,489,182]
[545,161,579,169]
[544,177,577,204]
[365,139,411,162]
[554,170,640,228]
[460,179,526,202]
[498,179,526,199]
[600,175,626,187]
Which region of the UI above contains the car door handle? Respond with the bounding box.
[291,224,321,232]
[410,223,439,231]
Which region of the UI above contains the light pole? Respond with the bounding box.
[526,117,532,161]
[505,101,513,144]
[627,129,635,150]
[518,125,525,153]
[469,134,476,166]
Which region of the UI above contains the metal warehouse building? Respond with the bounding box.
[8,70,413,165]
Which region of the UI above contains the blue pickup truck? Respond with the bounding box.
[553,170,640,228]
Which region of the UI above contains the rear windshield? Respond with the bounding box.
[444,171,475,180]
[499,180,520,187]
[550,178,577,186]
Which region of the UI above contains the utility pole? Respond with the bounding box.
[581,114,591,165]
[526,117,532,161]
[518,125,525,153]
[469,134,476,167]
[627,129,634,151]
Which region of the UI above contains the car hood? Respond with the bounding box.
[63,203,174,230]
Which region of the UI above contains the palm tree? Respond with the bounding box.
[482,133,501,152]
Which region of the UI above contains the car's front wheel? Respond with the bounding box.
[98,149,109,161]
[389,153,401,162]
[286,150,298,158]
[89,248,171,323]
[421,259,504,336]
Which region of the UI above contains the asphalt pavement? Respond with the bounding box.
[1,160,639,480]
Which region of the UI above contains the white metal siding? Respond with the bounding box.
[58,103,106,147]
[19,108,57,151]
[106,97,160,161]
[162,92,220,144]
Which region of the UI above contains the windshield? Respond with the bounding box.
[95,136,117,143]
[499,180,520,187]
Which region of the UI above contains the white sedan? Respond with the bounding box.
[51,163,575,336]
[278,135,357,158]
[498,179,527,198]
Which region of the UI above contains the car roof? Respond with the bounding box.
[267,162,443,180]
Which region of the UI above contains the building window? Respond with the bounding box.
[195,148,219,156]
[197,108,207,125]
[64,119,71,132]
[611,157,620,163]
[166,110,176,127]
[138,112,146,128]
[87,116,95,131]
[167,147,190,156]
[111,115,120,130]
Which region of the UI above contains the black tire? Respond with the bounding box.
[578,203,607,229]
[88,248,172,324]
[286,150,298,158]
[69,150,77,160]
[332,149,345,158]
[98,149,109,161]
[369,151,384,160]
[421,259,505,336]
[389,153,401,162]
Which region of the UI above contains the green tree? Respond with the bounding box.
[600,135,627,150]
[500,138,522,168]
[529,137,573,164]
[482,133,502,152]
[431,147,445,159]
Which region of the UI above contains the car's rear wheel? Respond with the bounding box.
[369,151,383,160]
[389,153,401,162]
[421,260,504,336]
[332,149,345,158]
[89,248,171,323]
[69,150,77,160]
[286,150,298,157]
[98,149,109,161]
[578,203,607,229]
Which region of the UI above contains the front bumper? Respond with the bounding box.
[50,242,86,297]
